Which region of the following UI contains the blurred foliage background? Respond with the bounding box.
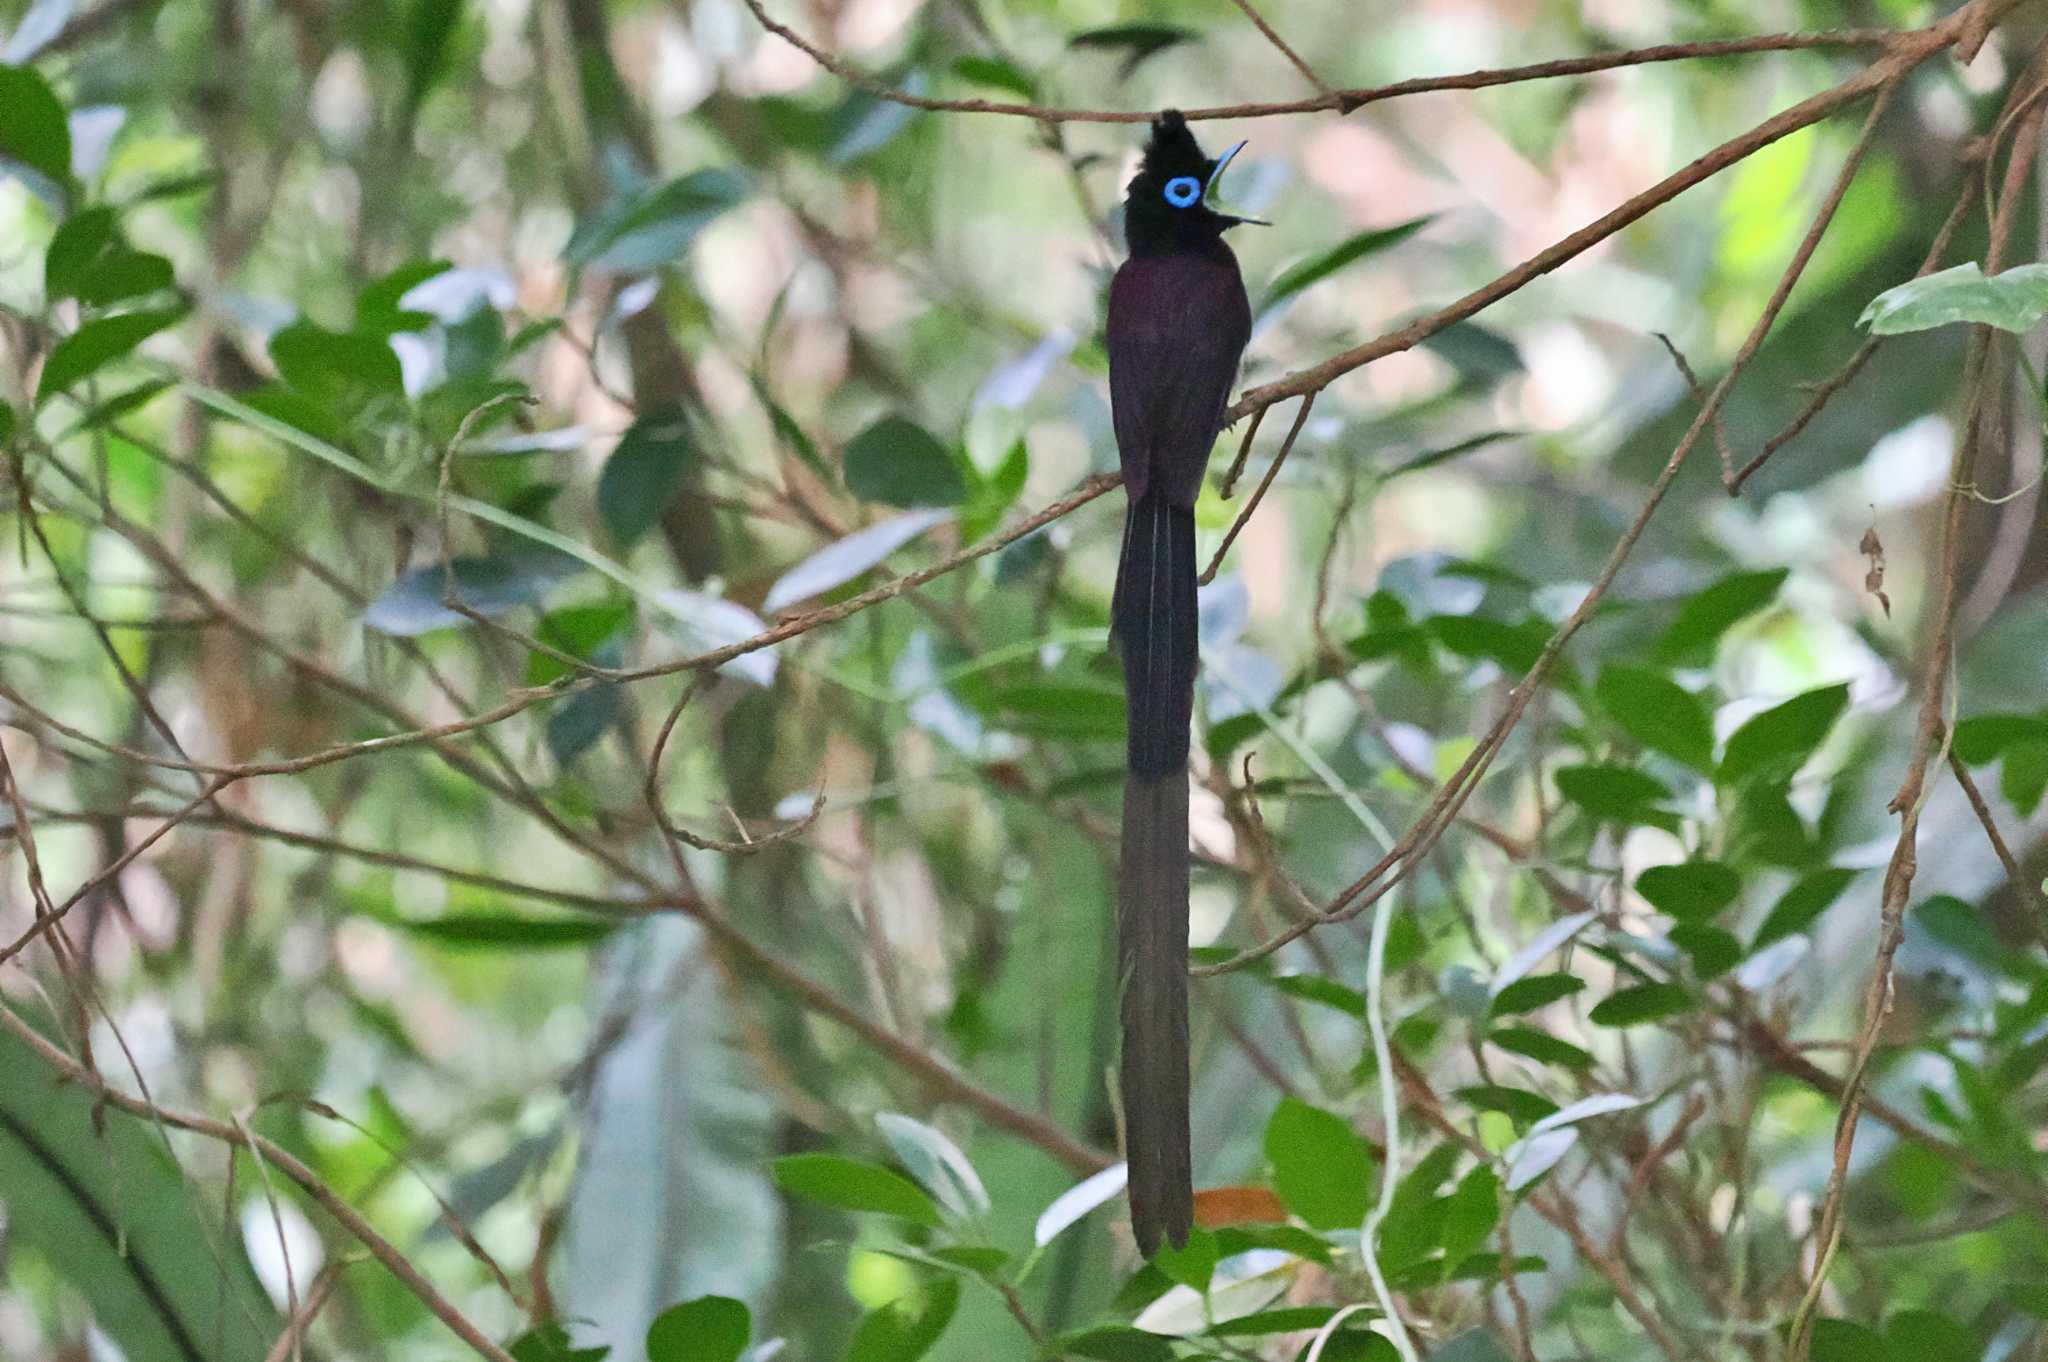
[3,0,2048,1358]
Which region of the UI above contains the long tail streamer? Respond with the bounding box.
[1112,490,1197,1255]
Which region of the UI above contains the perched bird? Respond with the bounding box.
[1107,109,1257,1256]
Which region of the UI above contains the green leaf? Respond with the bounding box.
[1054,1325,1176,1362]
[1264,1097,1373,1230]
[1719,683,1851,785]
[1035,1165,1129,1246]
[75,249,175,307]
[1860,260,2048,335]
[1428,1329,1518,1362]
[646,1296,749,1362]
[1668,923,1741,980]
[1312,1330,1401,1362]
[925,1245,1009,1276]
[2003,739,2048,816]
[1067,23,1196,75]
[1380,429,1522,482]
[1456,1085,1558,1125]
[545,684,621,765]
[363,553,577,635]
[1437,1166,1501,1269]
[566,168,748,272]
[1152,1225,1217,1289]
[525,601,634,685]
[1487,972,1583,1018]
[1952,711,2048,764]
[1421,323,1524,387]
[770,1153,942,1226]
[949,56,1035,98]
[1635,861,1740,920]
[1588,983,1694,1027]
[1487,1026,1595,1070]
[1269,972,1367,1018]
[599,402,696,549]
[752,375,828,477]
[0,402,14,443]
[1553,763,1673,825]
[44,205,116,299]
[269,319,405,411]
[982,683,1124,740]
[1752,868,1856,950]
[960,437,1027,541]
[358,258,451,334]
[0,1023,280,1362]
[1882,1309,1975,1362]
[1596,666,1714,770]
[404,0,463,111]
[2007,1281,2048,1319]
[1652,567,1787,663]
[0,64,70,191]
[1265,217,1431,306]
[383,912,615,950]
[1912,895,2014,977]
[875,1111,989,1221]
[832,81,925,163]
[1809,1319,1884,1362]
[36,307,185,405]
[845,415,968,507]
[1429,614,1547,674]
[761,507,952,612]
[1207,1306,1344,1336]
[845,1279,959,1362]
[509,1322,609,1361]
[1727,780,1813,867]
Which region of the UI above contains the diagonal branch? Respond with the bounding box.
[1224,0,1334,98]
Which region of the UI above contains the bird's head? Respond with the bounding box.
[1122,110,1262,255]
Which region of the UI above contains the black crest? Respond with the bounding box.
[1138,110,1213,184]
[1122,110,1242,255]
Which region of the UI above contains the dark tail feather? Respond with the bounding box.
[1112,492,1197,1255]
[1120,775,1191,1256]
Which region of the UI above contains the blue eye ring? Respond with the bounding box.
[1163,175,1202,208]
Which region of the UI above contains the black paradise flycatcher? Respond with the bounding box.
[1107,110,1257,1256]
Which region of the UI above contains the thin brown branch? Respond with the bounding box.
[1224,0,1333,97]
[740,3,1898,124]
[645,677,824,853]
[262,1261,350,1359]
[1200,394,1315,585]
[1948,749,2045,929]
[261,1259,349,1362]
[1728,170,1984,493]
[1653,333,1735,485]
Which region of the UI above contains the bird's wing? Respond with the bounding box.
[1108,253,1253,509]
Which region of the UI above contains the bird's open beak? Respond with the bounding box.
[1206,141,1247,196]
[1206,141,1269,225]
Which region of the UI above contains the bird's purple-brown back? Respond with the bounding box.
[1107,245,1252,508]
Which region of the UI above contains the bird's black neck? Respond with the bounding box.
[1124,229,1239,266]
